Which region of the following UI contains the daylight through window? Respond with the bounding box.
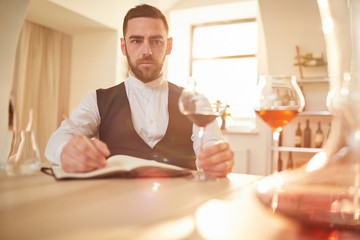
[190,19,258,129]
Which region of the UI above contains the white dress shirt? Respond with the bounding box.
[45,73,223,165]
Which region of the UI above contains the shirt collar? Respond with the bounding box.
[128,72,166,89]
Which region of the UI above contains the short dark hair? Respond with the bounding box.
[123,4,169,37]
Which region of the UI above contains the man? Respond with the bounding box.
[45,4,234,178]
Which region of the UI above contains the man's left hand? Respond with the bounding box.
[197,140,234,178]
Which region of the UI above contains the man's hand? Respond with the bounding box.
[197,140,234,178]
[60,136,110,173]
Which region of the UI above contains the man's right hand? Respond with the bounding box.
[60,136,110,173]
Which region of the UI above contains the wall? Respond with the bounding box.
[259,0,326,78]
[69,30,119,111]
[170,0,251,9]
[223,120,271,175]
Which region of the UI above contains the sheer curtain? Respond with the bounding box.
[11,21,72,162]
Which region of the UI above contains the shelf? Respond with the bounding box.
[295,45,328,80]
[297,78,330,84]
[295,63,327,68]
[298,111,332,116]
[276,146,323,153]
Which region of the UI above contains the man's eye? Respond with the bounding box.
[152,40,162,45]
[131,40,141,44]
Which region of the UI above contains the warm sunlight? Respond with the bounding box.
[193,22,258,58]
[191,21,258,123]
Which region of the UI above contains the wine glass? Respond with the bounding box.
[179,77,225,181]
[254,75,305,211]
[254,75,305,173]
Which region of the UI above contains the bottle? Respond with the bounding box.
[8,101,14,130]
[326,122,332,140]
[304,119,311,148]
[278,152,283,172]
[287,152,293,170]
[295,122,302,147]
[315,121,324,148]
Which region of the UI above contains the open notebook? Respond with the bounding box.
[50,155,193,180]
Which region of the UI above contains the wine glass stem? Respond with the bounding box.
[197,126,206,179]
[272,129,281,174]
[198,126,205,151]
[271,128,282,212]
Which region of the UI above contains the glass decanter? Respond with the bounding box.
[6,110,41,176]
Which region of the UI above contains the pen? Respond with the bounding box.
[62,114,97,150]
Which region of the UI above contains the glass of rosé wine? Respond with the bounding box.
[179,77,226,181]
[254,75,305,174]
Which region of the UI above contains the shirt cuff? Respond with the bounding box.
[53,142,67,166]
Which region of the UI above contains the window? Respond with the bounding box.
[190,19,258,129]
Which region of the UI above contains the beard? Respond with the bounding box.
[125,49,166,83]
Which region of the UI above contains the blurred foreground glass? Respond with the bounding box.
[255,0,360,230]
[6,109,40,176]
[6,130,41,176]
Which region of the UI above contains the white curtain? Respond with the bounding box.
[11,21,72,162]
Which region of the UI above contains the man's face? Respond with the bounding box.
[121,17,172,83]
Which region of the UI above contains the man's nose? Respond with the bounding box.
[142,41,152,57]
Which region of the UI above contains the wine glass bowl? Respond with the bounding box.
[254,76,304,125]
[179,79,220,125]
[179,92,219,128]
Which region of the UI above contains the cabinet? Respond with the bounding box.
[276,78,333,170]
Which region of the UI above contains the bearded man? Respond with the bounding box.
[45,4,234,178]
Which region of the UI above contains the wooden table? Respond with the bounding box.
[0,171,359,239]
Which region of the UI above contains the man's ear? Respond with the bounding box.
[121,38,127,56]
[166,37,173,55]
